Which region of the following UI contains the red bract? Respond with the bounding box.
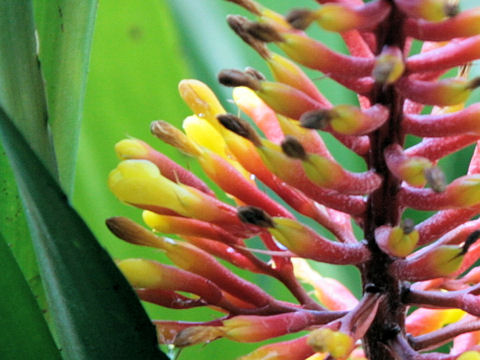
[107,0,480,359]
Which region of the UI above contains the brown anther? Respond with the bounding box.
[245,21,284,43]
[217,114,262,147]
[218,69,261,90]
[106,217,159,247]
[281,136,307,160]
[245,67,266,81]
[468,77,480,90]
[150,120,201,156]
[226,15,270,58]
[444,1,459,18]
[285,9,314,30]
[364,283,382,294]
[458,63,472,79]
[106,217,144,242]
[424,166,446,193]
[299,109,332,130]
[461,230,480,255]
[237,206,274,228]
[400,218,415,235]
[174,326,224,347]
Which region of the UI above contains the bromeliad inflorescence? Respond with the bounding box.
[106,0,480,359]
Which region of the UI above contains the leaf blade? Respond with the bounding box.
[0,107,167,360]
[0,231,60,360]
[0,0,56,176]
[33,0,98,194]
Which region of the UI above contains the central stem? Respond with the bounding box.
[361,3,407,359]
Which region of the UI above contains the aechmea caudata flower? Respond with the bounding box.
[107,0,480,359]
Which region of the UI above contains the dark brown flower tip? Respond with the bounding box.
[217,114,262,147]
[245,67,266,81]
[299,109,332,130]
[281,136,307,160]
[150,120,201,156]
[218,69,261,90]
[372,61,394,85]
[237,206,274,228]
[226,15,270,58]
[444,1,459,18]
[461,230,480,255]
[424,166,446,193]
[400,218,415,235]
[469,77,480,90]
[285,8,314,30]
[244,21,284,43]
[364,283,382,294]
[225,0,261,16]
[106,217,148,244]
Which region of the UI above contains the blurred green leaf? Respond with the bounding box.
[0,0,56,175]
[0,106,167,360]
[33,0,98,195]
[0,232,60,360]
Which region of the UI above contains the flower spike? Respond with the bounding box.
[107,1,480,359]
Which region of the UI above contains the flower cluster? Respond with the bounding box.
[107,0,480,359]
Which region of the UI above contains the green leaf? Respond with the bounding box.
[0,107,167,360]
[0,0,53,328]
[33,0,98,195]
[0,0,56,176]
[0,144,49,324]
[0,232,60,360]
